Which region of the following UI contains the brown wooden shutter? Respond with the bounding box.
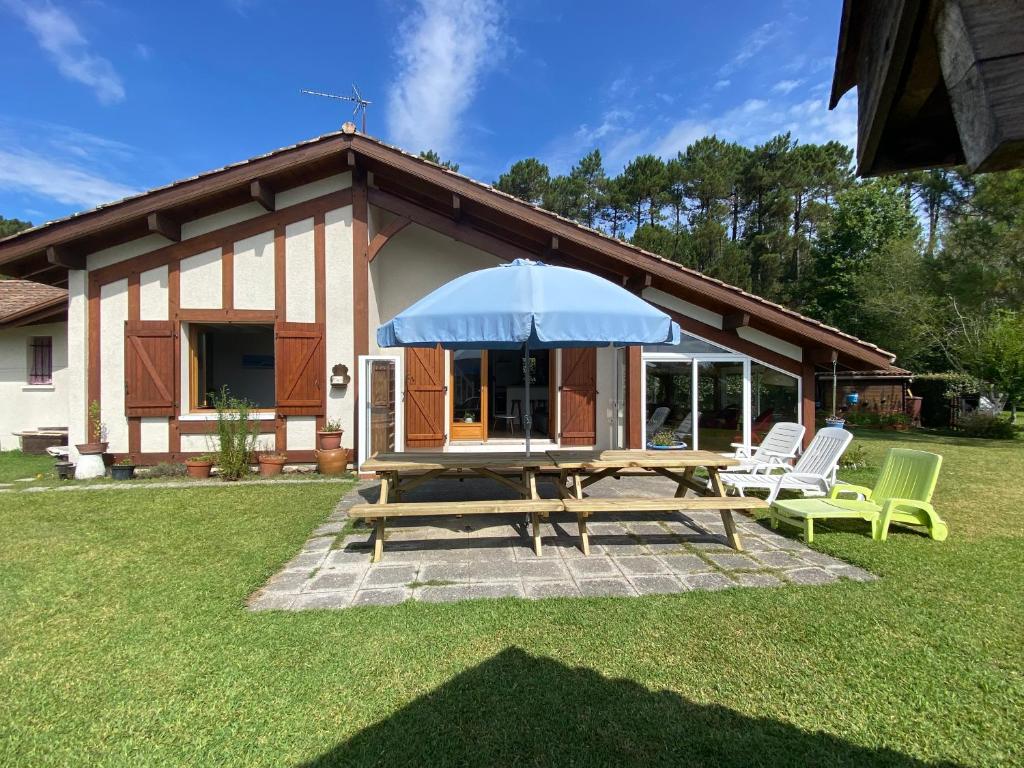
[405,345,445,447]
[125,321,176,416]
[275,322,325,415]
[560,347,597,446]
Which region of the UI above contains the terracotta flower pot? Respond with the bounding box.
[317,430,343,450]
[185,459,213,479]
[75,441,109,455]
[316,447,348,476]
[259,455,287,477]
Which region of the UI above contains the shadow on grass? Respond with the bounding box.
[298,648,959,767]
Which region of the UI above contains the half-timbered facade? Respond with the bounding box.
[0,127,901,466]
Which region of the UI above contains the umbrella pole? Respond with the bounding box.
[523,341,531,457]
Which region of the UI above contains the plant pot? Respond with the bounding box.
[646,442,687,450]
[75,441,108,455]
[317,430,343,450]
[316,447,348,476]
[185,459,213,479]
[259,455,287,477]
[824,417,846,429]
[111,465,136,481]
[55,461,74,480]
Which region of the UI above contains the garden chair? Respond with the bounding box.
[646,407,670,436]
[718,427,852,504]
[720,421,805,474]
[770,448,946,543]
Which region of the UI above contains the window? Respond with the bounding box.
[750,362,799,440]
[190,324,274,409]
[28,336,52,385]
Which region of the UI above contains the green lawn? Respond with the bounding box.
[1,432,1022,766]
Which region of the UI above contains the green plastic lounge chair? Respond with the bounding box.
[770,448,946,543]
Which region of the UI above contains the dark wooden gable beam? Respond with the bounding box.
[367,216,412,262]
[46,245,86,270]
[250,179,276,211]
[723,312,750,331]
[147,212,181,242]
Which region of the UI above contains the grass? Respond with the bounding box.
[0,450,54,484]
[1,432,1022,766]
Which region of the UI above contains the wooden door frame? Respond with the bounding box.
[357,354,402,469]
[449,349,488,441]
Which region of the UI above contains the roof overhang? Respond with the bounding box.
[0,294,68,328]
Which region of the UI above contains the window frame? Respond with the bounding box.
[27,335,53,386]
[187,322,276,413]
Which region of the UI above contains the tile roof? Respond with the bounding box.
[0,280,68,323]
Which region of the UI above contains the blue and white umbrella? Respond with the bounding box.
[378,259,680,454]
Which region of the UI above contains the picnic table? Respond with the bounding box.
[352,450,767,561]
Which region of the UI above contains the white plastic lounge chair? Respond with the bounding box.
[719,427,853,504]
[721,422,805,474]
[646,407,670,436]
[672,412,695,445]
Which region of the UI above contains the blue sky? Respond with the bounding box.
[0,0,853,226]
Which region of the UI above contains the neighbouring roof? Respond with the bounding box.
[816,368,913,379]
[0,280,68,327]
[0,128,898,369]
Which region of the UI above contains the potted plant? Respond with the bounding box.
[75,400,108,455]
[462,411,475,423]
[211,387,259,481]
[185,455,215,479]
[647,427,685,450]
[317,419,344,450]
[111,457,136,481]
[258,452,288,477]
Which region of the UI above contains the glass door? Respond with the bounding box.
[450,350,487,441]
[696,359,747,452]
[357,355,401,469]
[644,359,694,448]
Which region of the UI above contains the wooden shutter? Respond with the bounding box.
[125,321,176,416]
[405,345,445,447]
[560,348,597,446]
[275,322,325,415]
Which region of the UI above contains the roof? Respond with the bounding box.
[0,127,897,369]
[815,368,913,379]
[0,280,68,327]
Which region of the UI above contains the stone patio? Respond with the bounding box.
[250,476,876,610]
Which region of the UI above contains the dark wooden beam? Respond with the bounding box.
[808,348,839,366]
[452,194,462,222]
[146,212,181,242]
[250,179,276,212]
[367,216,412,262]
[623,273,651,295]
[46,245,86,270]
[722,312,750,331]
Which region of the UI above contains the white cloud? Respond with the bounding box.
[713,79,731,91]
[719,21,782,77]
[772,78,803,94]
[0,148,139,208]
[4,0,125,104]
[386,0,505,155]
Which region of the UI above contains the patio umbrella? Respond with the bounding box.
[377,259,681,455]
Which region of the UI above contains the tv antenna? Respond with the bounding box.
[301,84,372,132]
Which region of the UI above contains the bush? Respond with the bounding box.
[145,462,187,478]
[839,442,870,470]
[914,372,982,428]
[210,387,260,480]
[956,412,1019,440]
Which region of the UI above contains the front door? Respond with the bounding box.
[357,355,401,468]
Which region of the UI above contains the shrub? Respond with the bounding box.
[956,412,1019,440]
[839,442,870,470]
[145,462,187,478]
[210,387,259,480]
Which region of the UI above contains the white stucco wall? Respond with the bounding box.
[285,218,315,323]
[325,205,355,448]
[276,172,351,209]
[140,265,169,321]
[0,322,69,451]
[179,248,222,309]
[140,417,169,453]
[99,279,129,453]
[233,230,275,310]
[286,416,317,450]
[88,234,168,272]
[67,270,88,459]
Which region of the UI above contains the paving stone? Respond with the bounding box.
[324,548,373,569]
[688,538,733,551]
[624,521,671,536]
[739,536,779,552]
[302,536,336,553]
[417,562,473,583]
[416,582,524,603]
[352,588,411,607]
[827,564,878,582]
[312,521,345,536]
[762,534,806,551]
[291,591,354,609]
[512,542,563,561]
[515,559,572,581]
[264,571,311,593]
[785,567,840,585]
[564,557,621,580]
[577,578,637,597]
[798,550,845,567]
[523,581,582,599]
[418,544,516,563]
[414,584,471,603]
[249,592,295,611]
[282,551,328,570]
[463,582,525,600]
[733,572,784,588]
[587,522,628,535]
[615,556,670,575]
[706,552,760,571]
[307,570,364,592]
[659,554,712,574]
[630,575,685,595]
[751,550,804,569]
[682,572,735,591]
[361,564,419,588]
[467,560,520,582]
[601,542,653,557]
[557,541,606,558]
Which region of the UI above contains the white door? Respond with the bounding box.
[612,348,627,449]
[357,355,402,469]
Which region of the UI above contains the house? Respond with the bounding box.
[0,280,69,451]
[831,0,1024,175]
[0,126,901,467]
[816,368,915,417]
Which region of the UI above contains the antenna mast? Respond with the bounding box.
[301,84,372,132]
